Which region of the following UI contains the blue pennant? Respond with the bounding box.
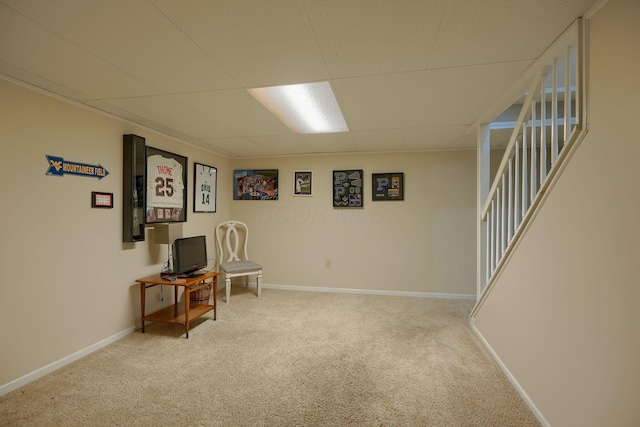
[46,155,109,180]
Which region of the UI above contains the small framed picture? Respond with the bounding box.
[293,171,312,196]
[333,169,363,208]
[194,163,217,213]
[91,191,113,208]
[234,169,279,200]
[372,172,404,201]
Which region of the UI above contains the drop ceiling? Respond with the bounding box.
[0,0,597,158]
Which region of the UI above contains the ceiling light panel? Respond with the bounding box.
[248,82,348,134]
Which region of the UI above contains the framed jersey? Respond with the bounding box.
[194,163,217,213]
[145,146,187,224]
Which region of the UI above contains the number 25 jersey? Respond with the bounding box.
[147,154,184,208]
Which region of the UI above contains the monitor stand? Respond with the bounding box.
[177,271,204,279]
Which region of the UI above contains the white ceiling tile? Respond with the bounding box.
[301,132,357,154]
[411,60,531,127]
[152,0,327,87]
[185,139,237,158]
[0,4,158,100]
[449,132,477,150]
[82,99,195,141]
[103,96,237,139]
[3,0,237,93]
[173,89,294,136]
[404,126,468,150]
[333,72,425,131]
[352,129,407,152]
[448,125,514,149]
[199,137,273,158]
[249,134,315,156]
[304,0,447,78]
[430,0,595,68]
[0,61,91,101]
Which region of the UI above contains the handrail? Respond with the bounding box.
[480,72,542,218]
[474,19,587,306]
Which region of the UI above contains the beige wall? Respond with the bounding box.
[0,77,477,390]
[473,0,640,425]
[232,151,476,294]
[0,80,231,387]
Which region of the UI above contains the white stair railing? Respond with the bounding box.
[474,19,588,309]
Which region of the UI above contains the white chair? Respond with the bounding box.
[215,220,263,302]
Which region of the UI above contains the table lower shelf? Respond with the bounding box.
[143,303,214,326]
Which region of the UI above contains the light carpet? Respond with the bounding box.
[0,288,540,426]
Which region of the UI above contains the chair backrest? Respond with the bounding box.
[215,220,251,266]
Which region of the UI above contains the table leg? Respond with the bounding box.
[213,277,218,321]
[184,286,190,339]
[140,283,146,333]
[173,286,178,317]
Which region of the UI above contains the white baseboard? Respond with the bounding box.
[261,282,477,300]
[469,319,550,427]
[0,326,135,397]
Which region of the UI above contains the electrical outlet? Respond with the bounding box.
[325,259,332,268]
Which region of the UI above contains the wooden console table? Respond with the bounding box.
[136,271,219,338]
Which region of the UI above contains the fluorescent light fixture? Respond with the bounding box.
[248,82,348,134]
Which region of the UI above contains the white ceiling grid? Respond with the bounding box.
[0,0,596,157]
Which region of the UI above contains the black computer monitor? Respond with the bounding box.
[172,235,207,277]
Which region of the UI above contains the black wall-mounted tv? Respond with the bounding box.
[172,235,207,277]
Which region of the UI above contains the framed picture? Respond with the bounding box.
[293,171,312,196]
[194,163,217,213]
[333,169,363,208]
[372,173,404,201]
[91,191,113,208]
[145,146,187,224]
[233,169,278,200]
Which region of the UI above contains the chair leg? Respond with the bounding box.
[225,276,231,303]
[257,270,262,298]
